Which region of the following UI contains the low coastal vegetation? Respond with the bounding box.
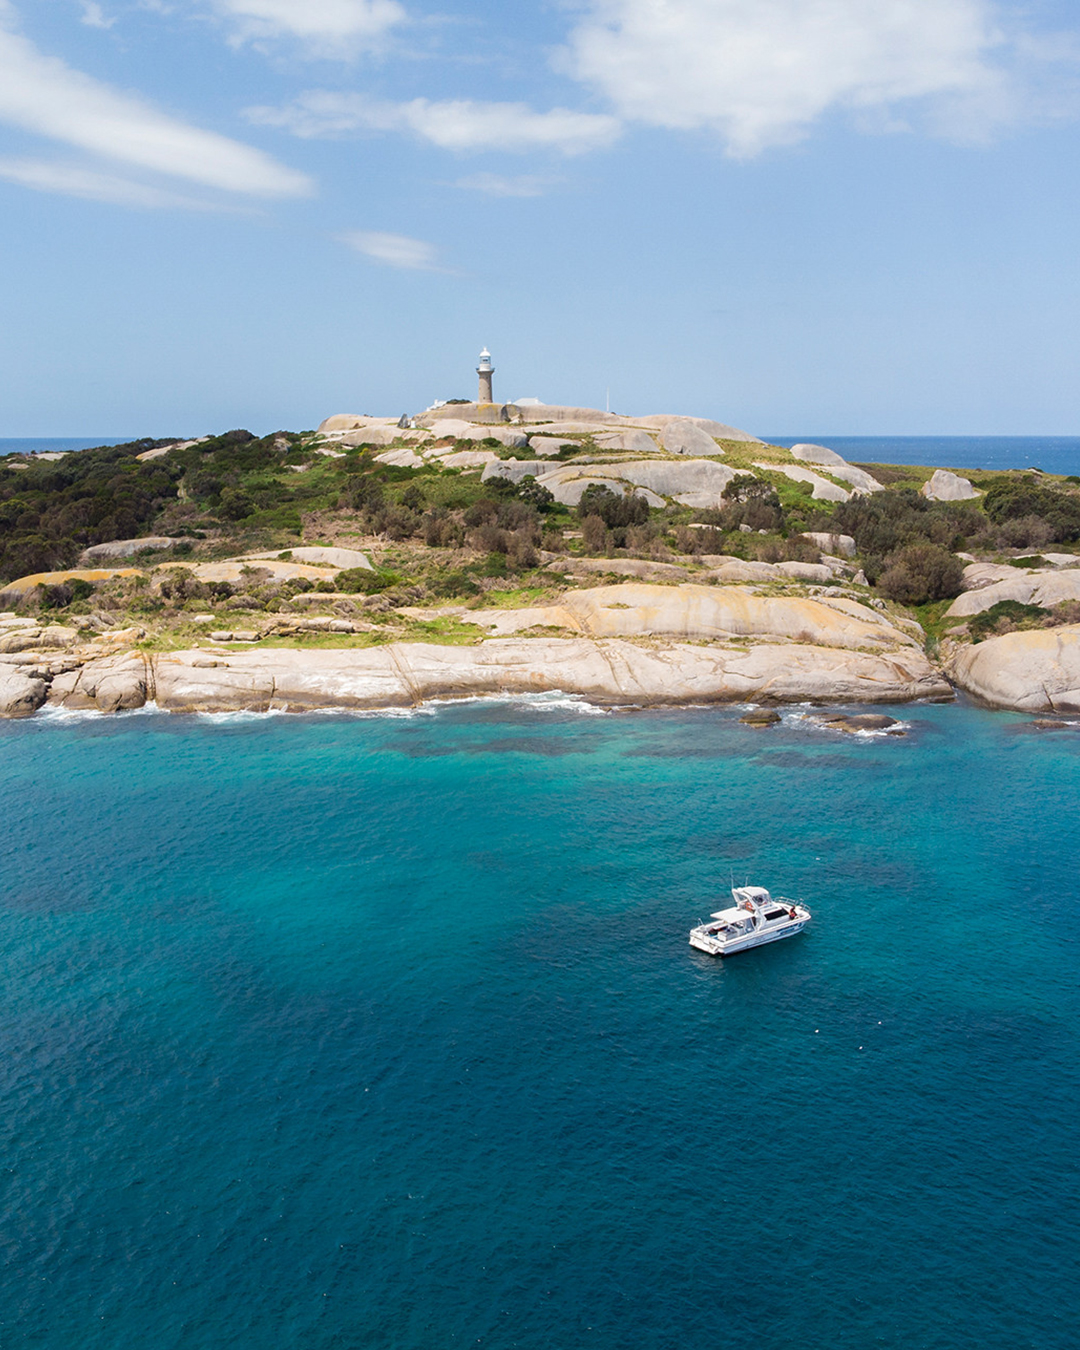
[2,425,1079,685]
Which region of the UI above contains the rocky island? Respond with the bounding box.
[2,387,1078,719]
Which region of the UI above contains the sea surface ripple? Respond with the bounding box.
[1,701,1078,1349]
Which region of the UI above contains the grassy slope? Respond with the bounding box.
[3,427,1078,654]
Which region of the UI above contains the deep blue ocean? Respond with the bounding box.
[0,438,137,457]
[767,436,1080,476]
[5,436,1080,475]
[2,698,1078,1349]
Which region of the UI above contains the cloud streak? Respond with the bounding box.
[561,0,1016,156]
[210,0,405,55]
[454,172,557,197]
[0,6,312,196]
[247,92,621,154]
[0,156,229,208]
[339,230,441,270]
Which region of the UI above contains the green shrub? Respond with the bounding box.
[337,567,398,594]
[218,487,255,521]
[982,480,1080,541]
[876,543,964,605]
[581,514,607,551]
[518,476,555,511]
[722,473,771,502]
[969,600,1049,640]
[578,484,650,530]
[432,568,481,598]
[713,475,783,532]
[824,487,980,557]
[40,583,74,609]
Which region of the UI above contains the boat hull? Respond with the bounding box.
[689,919,807,957]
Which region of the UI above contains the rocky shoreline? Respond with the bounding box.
[4,414,1080,720]
[4,582,1078,718]
[4,637,948,716]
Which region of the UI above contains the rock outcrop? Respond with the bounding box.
[470,583,923,652]
[482,461,551,485]
[155,559,338,585]
[946,569,1080,618]
[0,568,143,604]
[142,638,947,712]
[658,420,723,456]
[317,415,398,434]
[635,415,759,442]
[594,430,660,454]
[48,652,150,713]
[335,427,413,448]
[959,562,1024,591]
[788,445,880,494]
[606,459,736,507]
[432,424,529,449]
[804,532,857,558]
[922,469,979,501]
[529,468,665,507]
[788,445,882,492]
[809,711,902,734]
[789,442,848,466]
[754,463,850,503]
[947,627,1080,711]
[533,459,736,508]
[545,557,697,583]
[373,447,425,468]
[0,623,79,654]
[526,436,575,456]
[0,664,48,717]
[80,537,180,562]
[246,546,373,571]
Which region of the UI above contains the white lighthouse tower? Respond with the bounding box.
[477,347,494,406]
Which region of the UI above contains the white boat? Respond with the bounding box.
[689,885,811,957]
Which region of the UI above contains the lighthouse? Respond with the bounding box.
[476,347,494,406]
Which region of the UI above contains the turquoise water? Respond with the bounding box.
[2,700,1078,1349]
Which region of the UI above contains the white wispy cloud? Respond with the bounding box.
[210,0,405,55]
[0,156,227,208]
[339,230,440,270]
[80,2,115,28]
[246,91,621,154]
[0,5,312,196]
[560,0,1017,156]
[454,172,556,198]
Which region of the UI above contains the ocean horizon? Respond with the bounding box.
[765,435,1080,475]
[2,697,1078,1348]
[0,436,142,457]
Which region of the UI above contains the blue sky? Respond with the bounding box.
[1,0,1078,437]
